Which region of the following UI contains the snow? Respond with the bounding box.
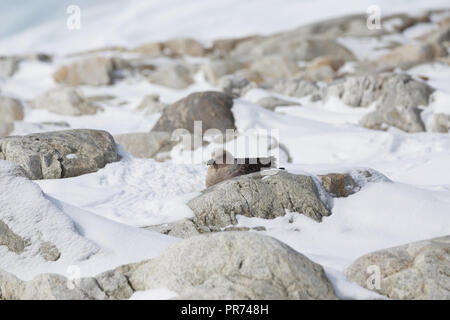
[0,0,449,55]
[1,0,450,300]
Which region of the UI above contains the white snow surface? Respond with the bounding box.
[0,1,450,300]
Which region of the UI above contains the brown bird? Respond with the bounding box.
[205,149,278,188]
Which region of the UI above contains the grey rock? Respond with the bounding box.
[39,242,60,261]
[0,220,27,254]
[0,129,118,179]
[144,219,200,239]
[345,235,450,300]
[217,70,262,97]
[360,105,426,133]
[147,63,194,89]
[136,94,168,115]
[30,87,101,116]
[128,232,337,299]
[0,96,24,122]
[53,56,115,86]
[250,55,300,79]
[323,73,433,108]
[94,269,134,299]
[256,96,301,110]
[188,171,331,231]
[232,37,355,63]
[151,91,235,134]
[114,131,177,159]
[0,57,19,78]
[273,79,320,98]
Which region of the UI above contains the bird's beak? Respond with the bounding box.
[207,159,215,166]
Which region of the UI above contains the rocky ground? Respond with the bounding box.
[1,7,450,300]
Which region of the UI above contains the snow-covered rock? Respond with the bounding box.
[188,171,331,231]
[128,232,337,299]
[0,129,118,179]
[346,235,450,300]
[0,96,24,122]
[30,87,101,116]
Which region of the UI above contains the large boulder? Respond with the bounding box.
[30,87,101,116]
[323,73,434,133]
[323,73,433,108]
[232,37,355,63]
[0,129,118,179]
[0,96,24,122]
[114,132,177,160]
[53,56,115,86]
[0,56,19,77]
[147,63,194,89]
[188,171,331,232]
[128,232,337,299]
[0,232,337,300]
[151,91,235,134]
[346,235,450,300]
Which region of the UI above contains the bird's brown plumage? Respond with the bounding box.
[205,149,276,188]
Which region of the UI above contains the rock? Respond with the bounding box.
[369,43,446,72]
[0,122,14,137]
[250,55,300,79]
[0,221,27,254]
[147,63,194,89]
[302,64,335,82]
[320,173,359,198]
[273,79,320,98]
[127,232,337,299]
[30,87,101,116]
[133,42,164,57]
[430,113,450,133]
[151,91,235,134]
[39,242,60,261]
[94,269,134,299]
[0,129,118,179]
[164,38,206,57]
[318,169,389,197]
[0,96,24,122]
[360,105,426,133]
[0,56,19,77]
[256,97,301,110]
[188,171,331,231]
[136,94,168,115]
[232,37,355,63]
[114,132,177,159]
[144,219,200,239]
[53,56,115,86]
[202,58,246,85]
[323,73,433,109]
[218,70,262,97]
[345,235,450,300]
[307,56,345,72]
